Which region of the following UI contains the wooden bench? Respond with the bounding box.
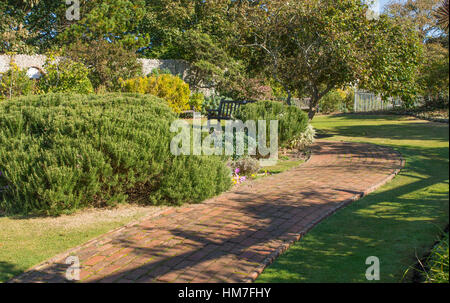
[207,99,255,122]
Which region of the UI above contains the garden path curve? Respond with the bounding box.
[11,140,404,283]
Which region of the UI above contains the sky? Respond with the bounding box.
[379,0,392,12]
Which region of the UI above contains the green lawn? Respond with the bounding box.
[257,114,449,283]
[0,206,162,282]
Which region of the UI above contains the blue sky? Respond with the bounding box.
[379,0,392,11]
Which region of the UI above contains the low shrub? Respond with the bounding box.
[0,61,35,99]
[423,94,449,110]
[235,101,309,147]
[342,89,355,112]
[0,93,231,216]
[289,124,316,151]
[319,89,355,114]
[234,78,274,101]
[121,74,191,113]
[319,90,345,114]
[201,95,225,115]
[230,157,261,176]
[189,92,204,111]
[38,57,94,94]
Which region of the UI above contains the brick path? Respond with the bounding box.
[11,141,403,283]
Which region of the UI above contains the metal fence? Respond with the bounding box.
[291,90,426,113]
[354,90,405,112]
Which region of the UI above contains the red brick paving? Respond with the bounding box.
[10,141,403,283]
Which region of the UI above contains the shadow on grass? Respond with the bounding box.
[0,261,23,283]
[256,170,449,282]
[323,123,449,142]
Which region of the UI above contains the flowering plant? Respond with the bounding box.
[232,168,247,185]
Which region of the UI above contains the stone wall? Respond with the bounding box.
[0,54,189,77]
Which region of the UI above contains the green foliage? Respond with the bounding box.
[418,43,449,97]
[240,0,423,119]
[176,29,244,97]
[0,61,35,99]
[435,0,449,32]
[318,89,354,114]
[189,92,204,111]
[149,68,173,77]
[58,0,149,50]
[150,155,231,206]
[0,2,37,54]
[0,93,231,216]
[65,40,143,91]
[422,94,449,109]
[423,232,449,283]
[201,95,224,115]
[121,74,191,113]
[38,57,93,94]
[319,90,346,114]
[361,15,423,106]
[235,101,309,147]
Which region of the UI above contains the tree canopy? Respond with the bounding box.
[1,0,438,117]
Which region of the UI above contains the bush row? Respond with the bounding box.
[0,93,231,216]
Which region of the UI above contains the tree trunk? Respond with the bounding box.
[308,103,317,120]
[308,88,320,120]
[286,90,292,106]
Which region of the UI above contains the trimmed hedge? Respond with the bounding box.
[235,101,309,147]
[0,93,231,216]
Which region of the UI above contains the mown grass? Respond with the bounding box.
[257,114,449,283]
[0,206,164,283]
[262,159,305,174]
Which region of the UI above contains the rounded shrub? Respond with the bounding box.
[38,57,94,94]
[189,92,204,111]
[319,90,345,114]
[120,74,191,113]
[235,101,309,147]
[0,93,231,216]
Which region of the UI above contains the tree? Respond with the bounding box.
[58,0,149,50]
[387,0,443,41]
[359,16,424,106]
[387,0,449,100]
[435,0,449,32]
[418,43,449,96]
[0,1,37,53]
[1,0,149,53]
[64,40,143,91]
[137,0,246,96]
[238,0,423,119]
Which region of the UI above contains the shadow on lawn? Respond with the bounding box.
[325,122,449,142]
[0,261,23,283]
[256,171,449,283]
